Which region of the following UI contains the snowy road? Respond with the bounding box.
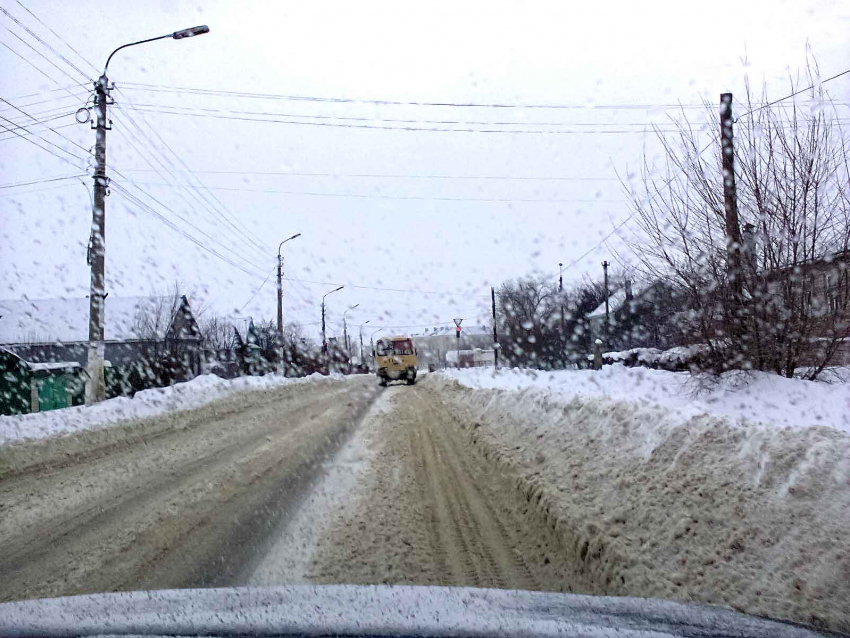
[0,375,576,602]
[0,377,379,601]
[2,369,847,633]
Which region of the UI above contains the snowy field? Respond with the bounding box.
[438,365,850,433]
[427,366,850,632]
[0,373,347,446]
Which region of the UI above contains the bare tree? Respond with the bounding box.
[624,64,850,378]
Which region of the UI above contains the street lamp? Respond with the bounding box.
[359,320,371,366]
[85,25,210,404]
[277,233,301,337]
[342,303,360,361]
[321,286,344,357]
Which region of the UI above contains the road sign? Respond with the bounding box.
[453,318,463,327]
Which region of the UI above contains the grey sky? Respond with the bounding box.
[1,0,848,341]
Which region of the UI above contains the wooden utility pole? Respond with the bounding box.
[602,260,610,339]
[720,93,743,298]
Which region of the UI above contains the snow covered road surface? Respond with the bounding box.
[1,366,846,634]
[0,375,379,602]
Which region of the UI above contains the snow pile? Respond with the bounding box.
[427,368,850,632]
[438,365,850,434]
[0,373,346,446]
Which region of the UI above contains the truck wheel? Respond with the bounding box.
[379,379,387,387]
[406,377,416,385]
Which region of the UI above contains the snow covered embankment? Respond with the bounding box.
[0,373,352,479]
[426,367,850,633]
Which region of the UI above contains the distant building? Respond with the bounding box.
[0,295,203,408]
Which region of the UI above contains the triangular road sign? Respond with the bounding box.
[453,318,463,327]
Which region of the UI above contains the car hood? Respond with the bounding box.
[0,585,836,637]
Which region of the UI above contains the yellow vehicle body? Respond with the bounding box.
[374,335,418,386]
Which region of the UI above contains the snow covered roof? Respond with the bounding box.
[0,297,172,344]
[587,288,627,319]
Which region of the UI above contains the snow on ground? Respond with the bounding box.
[438,365,850,433]
[426,367,850,631]
[0,373,346,446]
[248,389,391,585]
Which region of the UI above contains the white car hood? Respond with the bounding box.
[0,585,834,637]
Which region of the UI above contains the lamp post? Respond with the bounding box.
[359,320,370,367]
[85,25,210,404]
[342,303,360,363]
[276,233,301,369]
[321,286,344,370]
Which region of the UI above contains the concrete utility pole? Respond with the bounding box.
[277,233,301,368]
[720,92,743,299]
[359,320,370,364]
[602,260,610,339]
[491,287,499,368]
[321,286,344,370]
[86,25,209,405]
[342,303,359,364]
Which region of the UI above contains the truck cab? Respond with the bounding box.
[374,336,417,386]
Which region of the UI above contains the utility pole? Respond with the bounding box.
[720,92,743,300]
[359,320,370,365]
[602,260,610,340]
[321,286,344,370]
[85,25,209,405]
[342,304,359,366]
[559,262,565,365]
[277,233,301,371]
[85,74,109,404]
[491,287,499,368]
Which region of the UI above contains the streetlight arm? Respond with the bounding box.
[323,286,344,302]
[278,233,302,257]
[104,25,209,75]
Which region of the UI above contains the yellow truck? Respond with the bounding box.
[374,335,418,386]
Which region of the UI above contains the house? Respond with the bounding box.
[0,295,203,408]
[587,280,686,351]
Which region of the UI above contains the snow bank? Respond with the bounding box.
[426,369,850,632]
[438,365,850,434]
[0,373,346,446]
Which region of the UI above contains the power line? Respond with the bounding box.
[239,267,276,311]
[0,173,85,189]
[0,119,75,142]
[114,168,620,182]
[735,67,850,122]
[108,109,272,268]
[122,106,682,135]
[0,94,88,153]
[125,181,624,204]
[116,82,721,110]
[14,0,99,76]
[110,182,269,282]
[118,101,714,128]
[112,89,273,256]
[0,5,91,80]
[0,115,85,167]
[0,23,86,88]
[282,275,486,298]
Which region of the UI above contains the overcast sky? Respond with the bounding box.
[1,0,848,341]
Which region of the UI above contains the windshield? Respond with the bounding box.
[0,2,848,636]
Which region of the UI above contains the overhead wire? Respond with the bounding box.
[112,88,273,255]
[735,67,850,122]
[0,173,86,189]
[13,0,100,77]
[107,112,272,271]
[0,4,91,80]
